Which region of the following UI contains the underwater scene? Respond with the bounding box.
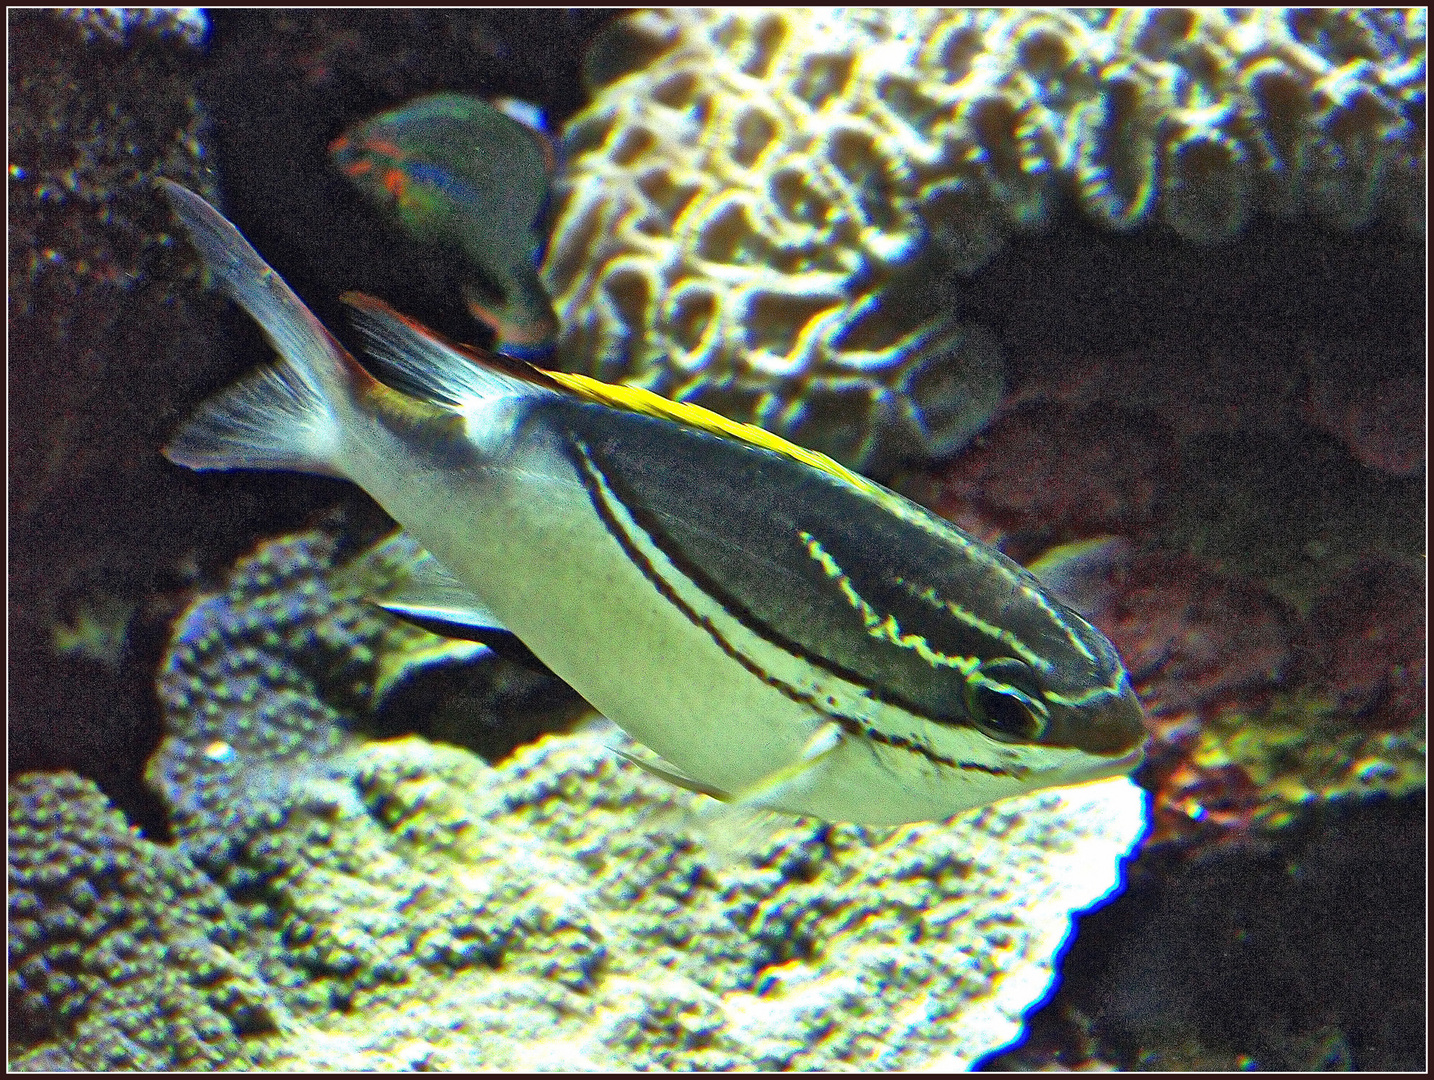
[7,8,1425,1071]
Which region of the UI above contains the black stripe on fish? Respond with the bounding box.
[576,425,972,724]
[566,435,1015,780]
[546,397,1117,745]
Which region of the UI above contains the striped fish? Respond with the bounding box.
[329,92,558,354]
[157,181,1145,825]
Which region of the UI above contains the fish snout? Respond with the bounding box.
[1084,680,1148,762]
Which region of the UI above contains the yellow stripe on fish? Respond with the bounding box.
[540,370,883,498]
[156,180,1146,825]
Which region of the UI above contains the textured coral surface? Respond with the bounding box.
[248,732,1144,1071]
[149,529,493,889]
[544,8,1424,467]
[12,530,1147,1070]
[8,772,282,1071]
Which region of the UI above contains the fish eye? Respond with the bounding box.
[963,658,1049,742]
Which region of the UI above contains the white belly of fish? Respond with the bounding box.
[360,434,988,824]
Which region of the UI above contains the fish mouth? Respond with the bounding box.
[1044,741,1146,790]
[1071,680,1148,758]
[1105,742,1146,775]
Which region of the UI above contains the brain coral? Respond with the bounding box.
[11,527,1148,1069]
[542,8,1424,468]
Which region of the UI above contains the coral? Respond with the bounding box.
[6,527,1148,1069]
[7,7,237,803]
[1176,690,1425,830]
[1097,552,1296,718]
[1078,549,1423,840]
[1299,555,1426,730]
[542,9,1424,468]
[1024,542,1422,841]
[545,9,1009,469]
[54,7,210,48]
[924,403,1176,548]
[241,730,1147,1071]
[926,402,1423,615]
[144,527,598,1020]
[148,529,484,894]
[8,5,220,523]
[8,9,217,337]
[1162,430,1424,612]
[8,772,282,1070]
[1303,370,1425,477]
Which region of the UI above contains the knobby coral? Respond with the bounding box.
[542,9,1424,468]
[149,529,483,894]
[9,9,216,335]
[239,729,1147,1071]
[8,772,283,1071]
[10,528,1148,1069]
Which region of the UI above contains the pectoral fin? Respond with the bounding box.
[615,724,845,813]
[726,723,844,812]
[375,551,554,674]
[1026,535,1132,620]
[619,727,851,865]
[610,746,734,801]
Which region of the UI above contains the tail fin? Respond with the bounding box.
[159,180,365,476]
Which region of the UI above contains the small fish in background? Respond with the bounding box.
[157,180,1147,826]
[330,92,559,357]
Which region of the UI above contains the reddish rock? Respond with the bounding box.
[930,404,1175,543]
[1342,375,1425,477]
[1056,548,1302,849]
[1088,551,1295,719]
[1300,555,1426,729]
[1303,372,1425,477]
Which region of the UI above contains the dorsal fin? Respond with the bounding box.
[340,291,565,407]
[1025,536,1132,620]
[342,291,879,495]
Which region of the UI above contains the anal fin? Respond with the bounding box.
[725,723,844,813]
